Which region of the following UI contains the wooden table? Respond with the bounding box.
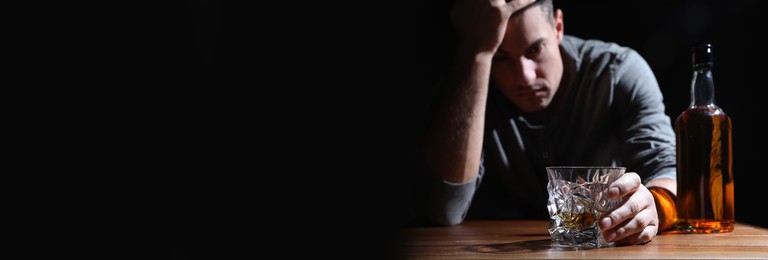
[402,220,768,259]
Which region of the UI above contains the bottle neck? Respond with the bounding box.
[690,68,715,107]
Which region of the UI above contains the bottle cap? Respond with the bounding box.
[692,43,713,69]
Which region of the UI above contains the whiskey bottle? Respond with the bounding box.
[673,43,734,233]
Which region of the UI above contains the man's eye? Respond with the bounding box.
[534,43,544,53]
[526,43,544,58]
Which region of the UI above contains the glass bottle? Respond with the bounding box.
[673,43,734,233]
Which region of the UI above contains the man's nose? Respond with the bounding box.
[516,58,537,86]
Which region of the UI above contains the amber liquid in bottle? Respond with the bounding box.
[673,44,734,233]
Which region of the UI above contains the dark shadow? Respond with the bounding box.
[463,239,554,254]
[463,238,610,253]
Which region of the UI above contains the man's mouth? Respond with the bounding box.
[517,87,546,98]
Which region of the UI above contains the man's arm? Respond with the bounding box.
[423,46,493,184]
[598,48,679,243]
[421,0,535,226]
[424,0,536,183]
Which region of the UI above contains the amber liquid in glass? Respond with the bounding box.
[674,106,734,233]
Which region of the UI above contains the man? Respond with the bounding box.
[421,0,677,246]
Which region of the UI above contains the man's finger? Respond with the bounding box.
[507,0,537,11]
[608,172,641,198]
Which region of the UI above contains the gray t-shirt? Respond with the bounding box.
[427,35,677,225]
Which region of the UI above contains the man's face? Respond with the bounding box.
[490,6,564,113]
